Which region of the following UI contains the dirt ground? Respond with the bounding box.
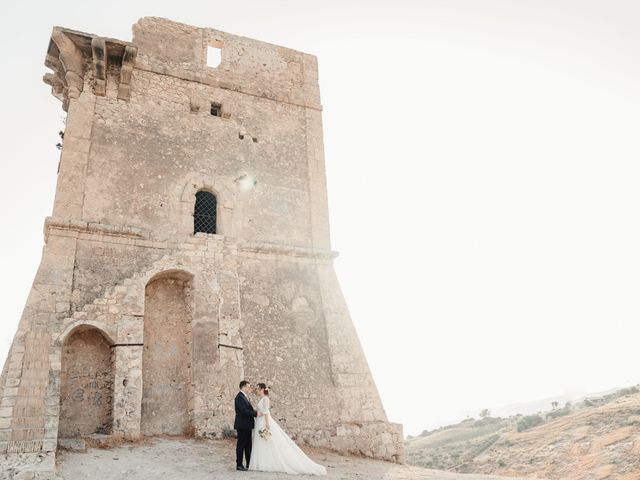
[54,437,522,480]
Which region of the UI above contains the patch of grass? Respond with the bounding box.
[469,434,500,457]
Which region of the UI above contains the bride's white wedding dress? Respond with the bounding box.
[248,396,327,475]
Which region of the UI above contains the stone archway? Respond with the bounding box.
[59,327,114,438]
[141,271,193,435]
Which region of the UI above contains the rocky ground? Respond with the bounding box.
[52,437,520,480]
[406,387,640,480]
[469,394,640,480]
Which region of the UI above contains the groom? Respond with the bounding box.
[234,380,262,471]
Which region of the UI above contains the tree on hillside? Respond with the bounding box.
[479,408,491,418]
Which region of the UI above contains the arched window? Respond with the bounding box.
[194,191,217,234]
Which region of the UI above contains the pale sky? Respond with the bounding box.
[2,0,640,437]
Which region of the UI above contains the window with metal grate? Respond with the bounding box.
[194,191,217,234]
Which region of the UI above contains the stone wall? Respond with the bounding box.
[0,17,404,477]
[83,67,315,247]
[238,254,339,434]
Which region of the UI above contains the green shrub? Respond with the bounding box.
[546,406,571,420]
[516,414,544,432]
[222,428,237,438]
[617,386,639,396]
[473,416,502,427]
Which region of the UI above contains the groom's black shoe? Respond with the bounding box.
[236,465,247,471]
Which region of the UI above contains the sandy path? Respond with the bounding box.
[55,437,522,480]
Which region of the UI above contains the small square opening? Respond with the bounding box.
[210,103,222,117]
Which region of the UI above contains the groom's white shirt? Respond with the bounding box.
[241,391,250,402]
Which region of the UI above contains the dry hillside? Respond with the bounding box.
[406,387,640,480]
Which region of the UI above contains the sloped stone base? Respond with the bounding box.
[0,452,55,480]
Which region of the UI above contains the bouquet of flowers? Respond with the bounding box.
[258,427,272,440]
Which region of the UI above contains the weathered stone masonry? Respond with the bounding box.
[0,17,404,475]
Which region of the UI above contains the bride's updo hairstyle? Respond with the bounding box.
[257,383,269,395]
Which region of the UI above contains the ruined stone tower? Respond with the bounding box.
[0,17,403,472]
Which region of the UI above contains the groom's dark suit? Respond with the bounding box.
[234,391,258,468]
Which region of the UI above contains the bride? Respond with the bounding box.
[248,383,327,476]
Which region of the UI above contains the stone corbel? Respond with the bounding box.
[118,45,138,101]
[51,29,85,103]
[43,72,64,103]
[91,37,107,96]
[44,27,138,110]
[44,53,66,105]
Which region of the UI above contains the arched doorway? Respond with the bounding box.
[59,327,114,438]
[141,271,193,435]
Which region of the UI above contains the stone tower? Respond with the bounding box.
[0,17,403,472]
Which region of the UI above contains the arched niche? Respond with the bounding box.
[141,270,194,435]
[58,325,115,438]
